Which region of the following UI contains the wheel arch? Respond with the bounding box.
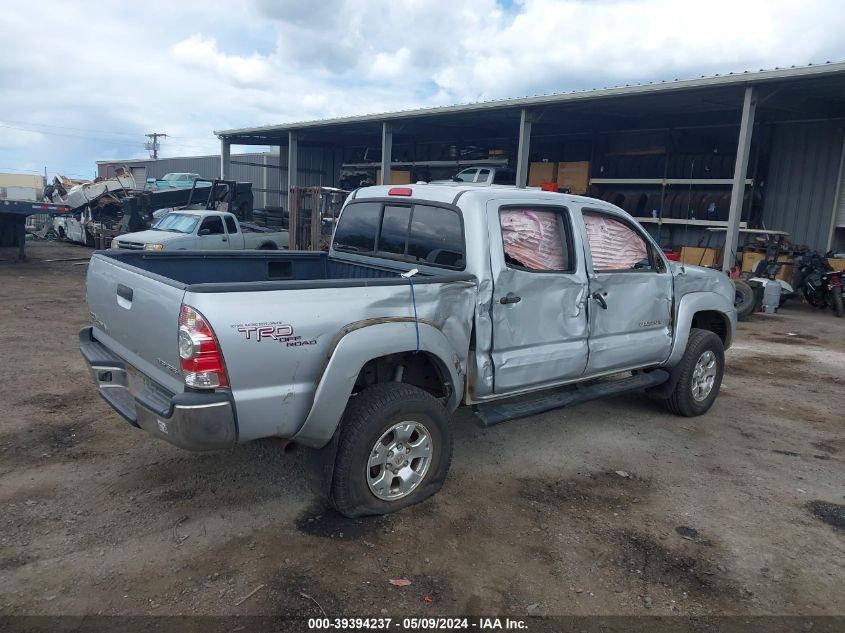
[292,319,465,448]
[665,292,736,368]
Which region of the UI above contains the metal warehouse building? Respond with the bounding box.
[101,63,845,265]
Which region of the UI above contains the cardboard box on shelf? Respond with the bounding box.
[740,251,796,282]
[556,161,590,194]
[528,162,557,187]
[680,246,722,267]
[375,169,412,185]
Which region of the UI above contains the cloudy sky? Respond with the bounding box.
[1,0,843,179]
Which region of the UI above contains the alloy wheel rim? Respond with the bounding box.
[691,350,718,402]
[367,421,433,501]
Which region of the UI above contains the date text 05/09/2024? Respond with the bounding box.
[307,617,528,630]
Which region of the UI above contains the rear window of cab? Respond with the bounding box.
[333,201,465,269]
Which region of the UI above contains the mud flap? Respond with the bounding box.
[303,427,342,500]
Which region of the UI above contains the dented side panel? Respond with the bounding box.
[484,199,590,394]
[585,270,674,373]
[184,278,475,443]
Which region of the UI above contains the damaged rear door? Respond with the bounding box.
[487,201,589,393]
[579,208,673,374]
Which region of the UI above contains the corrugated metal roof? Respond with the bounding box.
[95,151,275,165]
[216,61,845,137]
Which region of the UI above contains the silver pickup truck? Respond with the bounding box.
[81,184,736,517]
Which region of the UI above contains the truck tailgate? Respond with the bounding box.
[86,253,186,393]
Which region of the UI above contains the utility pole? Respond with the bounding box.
[144,132,167,159]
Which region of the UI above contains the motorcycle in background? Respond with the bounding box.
[793,252,844,317]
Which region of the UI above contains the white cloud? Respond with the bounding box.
[0,0,843,177]
[170,35,272,87]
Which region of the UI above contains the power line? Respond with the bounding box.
[0,123,146,148]
[0,122,214,151]
[0,119,143,140]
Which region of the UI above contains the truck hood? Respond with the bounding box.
[671,263,735,302]
[116,230,186,245]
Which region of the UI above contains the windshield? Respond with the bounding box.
[153,213,200,234]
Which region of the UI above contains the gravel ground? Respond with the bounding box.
[0,241,843,617]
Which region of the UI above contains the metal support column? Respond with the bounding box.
[261,153,268,209]
[825,131,845,251]
[220,138,231,179]
[16,216,26,262]
[723,86,756,272]
[515,109,533,188]
[287,131,298,201]
[381,122,393,185]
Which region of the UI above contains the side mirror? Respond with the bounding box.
[198,228,210,236]
[452,176,462,182]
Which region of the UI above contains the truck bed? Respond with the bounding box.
[85,249,476,445]
[96,249,474,291]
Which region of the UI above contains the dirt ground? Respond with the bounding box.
[0,241,843,618]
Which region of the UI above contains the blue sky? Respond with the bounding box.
[0,0,843,180]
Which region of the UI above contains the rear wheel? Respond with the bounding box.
[733,280,755,320]
[330,383,452,518]
[832,286,844,317]
[663,329,725,417]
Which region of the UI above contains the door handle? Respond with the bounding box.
[222,237,227,242]
[116,283,133,309]
[591,291,608,309]
[499,294,521,305]
[116,284,133,302]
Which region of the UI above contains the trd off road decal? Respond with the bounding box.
[231,321,317,347]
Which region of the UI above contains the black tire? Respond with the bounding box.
[330,383,452,518]
[733,280,755,320]
[663,328,725,417]
[832,286,844,317]
[257,242,277,250]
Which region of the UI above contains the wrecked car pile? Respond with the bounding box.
[46,168,139,246]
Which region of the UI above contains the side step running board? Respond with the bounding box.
[472,369,669,427]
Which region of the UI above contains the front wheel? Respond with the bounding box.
[832,286,844,317]
[330,383,453,518]
[662,329,725,417]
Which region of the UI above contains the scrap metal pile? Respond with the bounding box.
[44,168,139,245]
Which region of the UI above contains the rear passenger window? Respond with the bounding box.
[500,207,573,272]
[407,205,463,268]
[224,216,238,233]
[334,202,380,252]
[379,205,411,255]
[333,201,465,269]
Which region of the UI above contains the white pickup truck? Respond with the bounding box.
[111,209,288,251]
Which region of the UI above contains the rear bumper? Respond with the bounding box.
[79,327,237,451]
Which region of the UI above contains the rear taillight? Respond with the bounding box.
[388,187,412,196]
[178,305,229,389]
